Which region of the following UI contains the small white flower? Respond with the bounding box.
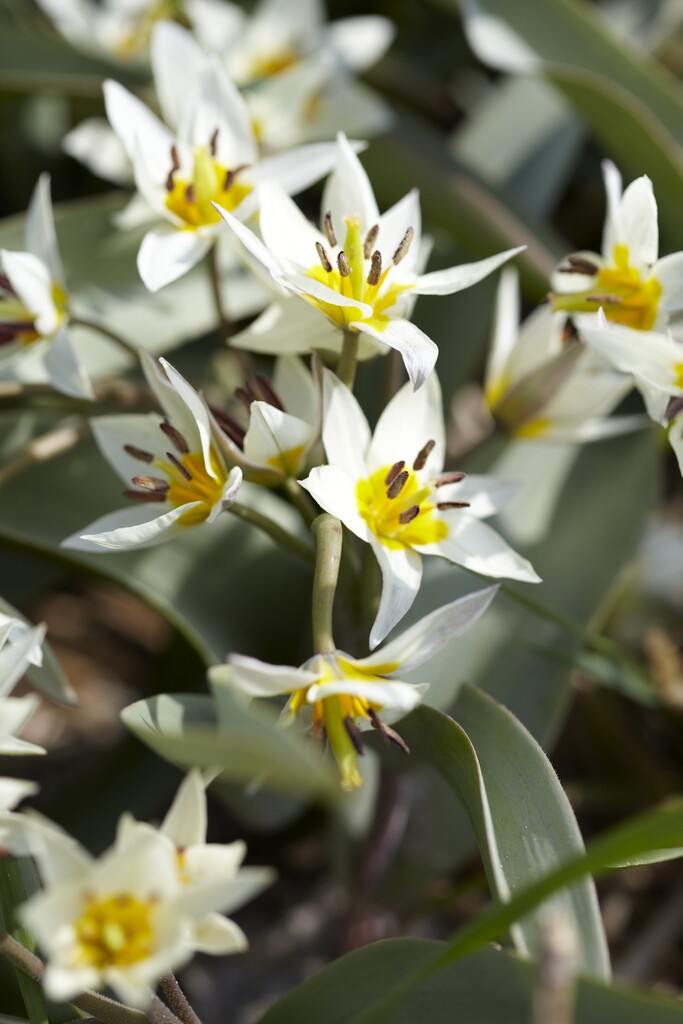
[300,369,539,648]
[0,176,93,400]
[64,353,242,552]
[0,618,46,757]
[216,133,524,390]
[215,586,497,790]
[104,21,355,291]
[551,160,683,333]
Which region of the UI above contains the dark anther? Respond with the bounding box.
[131,475,169,493]
[337,251,351,277]
[413,439,435,471]
[165,169,176,192]
[393,227,414,265]
[343,716,365,755]
[123,444,154,464]
[122,489,167,503]
[160,420,190,454]
[223,164,249,191]
[0,274,15,294]
[170,145,180,170]
[398,505,420,525]
[558,256,599,276]
[323,211,337,247]
[666,396,683,422]
[585,294,620,304]
[435,471,466,487]
[368,709,410,753]
[166,452,192,480]
[384,460,405,487]
[235,387,255,410]
[210,407,246,448]
[367,250,382,286]
[316,241,332,273]
[364,224,379,259]
[184,183,196,204]
[254,375,285,411]
[386,470,409,499]
[209,128,219,156]
[437,501,470,510]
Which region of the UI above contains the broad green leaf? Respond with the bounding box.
[0,596,75,706]
[259,938,683,1024]
[401,691,609,979]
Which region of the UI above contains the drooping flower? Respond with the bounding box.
[210,356,320,484]
[551,161,683,333]
[215,132,525,390]
[104,22,357,291]
[0,175,93,399]
[213,586,497,790]
[300,369,539,648]
[64,353,242,552]
[20,804,272,1008]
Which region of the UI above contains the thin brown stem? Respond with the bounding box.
[71,315,139,358]
[146,994,184,1024]
[158,974,202,1024]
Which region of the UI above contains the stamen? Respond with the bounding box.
[367,250,382,286]
[123,444,154,464]
[131,475,169,493]
[435,471,466,487]
[667,396,683,422]
[223,164,249,191]
[584,294,621,305]
[323,211,337,247]
[170,145,180,171]
[209,128,219,156]
[384,460,405,487]
[253,375,285,411]
[393,227,414,265]
[166,452,192,480]
[398,505,420,525]
[123,489,167,503]
[337,251,351,277]
[210,407,246,448]
[160,420,189,454]
[235,387,254,410]
[437,501,470,510]
[368,708,410,753]
[0,273,15,294]
[560,256,599,276]
[165,169,176,192]
[343,716,365,755]
[386,470,409,499]
[316,241,332,273]
[184,183,196,204]
[364,224,379,259]
[413,439,435,471]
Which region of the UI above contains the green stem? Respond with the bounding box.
[0,859,48,1024]
[312,514,343,654]
[281,477,318,527]
[229,502,313,562]
[336,329,360,390]
[70,315,139,358]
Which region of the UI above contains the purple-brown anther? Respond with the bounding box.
[123,444,154,464]
[368,708,410,753]
[367,250,382,286]
[210,407,246,448]
[235,387,254,410]
[131,475,169,493]
[254,375,285,411]
[560,256,600,276]
[224,164,249,191]
[323,211,336,248]
[337,251,351,277]
[393,227,414,266]
[584,294,621,305]
[184,183,196,204]
[166,451,192,480]
[363,223,379,259]
[384,460,405,487]
[386,470,409,499]
[160,420,189,454]
[316,241,332,273]
[437,501,470,510]
[209,128,219,157]
[435,471,466,487]
[344,716,365,755]
[122,489,167,503]
[413,439,435,471]
[398,504,420,525]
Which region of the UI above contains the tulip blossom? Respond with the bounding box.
[64,354,242,552]
[551,161,683,333]
[216,586,497,790]
[104,22,354,291]
[0,175,93,399]
[300,370,538,647]
[215,133,524,390]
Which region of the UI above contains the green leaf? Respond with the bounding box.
[0,596,76,706]
[258,938,683,1024]
[0,860,47,1024]
[401,691,609,979]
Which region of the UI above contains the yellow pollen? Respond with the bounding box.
[552,243,662,330]
[74,893,156,969]
[157,449,224,525]
[165,147,251,228]
[356,465,447,550]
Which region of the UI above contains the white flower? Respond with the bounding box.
[20,806,271,1008]
[486,268,638,442]
[551,160,683,333]
[104,22,355,291]
[64,353,242,552]
[215,586,497,790]
[216,133,524,390]
[211,356,320,484]
[300,369,539,648]
[0,619,46,757]
[0,176,93,400]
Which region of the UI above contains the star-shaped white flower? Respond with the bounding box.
[214,585,497,790]
[104,22,356,291]
[64,353,242,552]
[215,132,525,390]
[300,369,539,647]
[551,160,683,333]
[0,175,93,400]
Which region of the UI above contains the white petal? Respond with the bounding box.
[461,0,540,74]
[669,411,683,477]
[231,299,341,356]
[0,694,42,745]
[324,16,395,71]
[225,654,317,697]
[33,0,93,50]
[183,841,246,882]
[322,133,379,235]
[601,159,623,260]
[44,328,94,400]
[491,440,580,547]
[0,624,45,698]
[320,368,371,477]
[485,266,519,402]
[367,371,444,474]
[90,414,165,486]
[162,769,207,848]
[151,21,206,132]
[159,358,218,479]
[424,514,541,583]
[355,317,437,391]
[251,142,358,199]
[375,189,422,275]
[274,356,318,427]
[206,466,242,524]
[619,174,658,269]
[369,540,423,649]
[257,183,325,271]
[299,465,371,543]
[576,315,683,394]
[414,245,525,296]
[182,59,255,164]
[213,202,284,279]
[0,778,38,811]
[103,80,173,172]
[139,352,201,453]
[63,118,132,187]
[26,175,64,284]
[138,227,212,292]
[1,250,57,335]
[63,503,203,552]
[654,251,683,314]
[192,912,247,954]
[438,474,519,518]
[174,865,274,919]
[307,677,423,713]
[243,402,312,474]
[289,274,373,319]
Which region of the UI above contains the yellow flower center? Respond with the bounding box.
[553,243,662,330]
[266,445,306,476]
[304,215,414,332]
[158,449,224,525]
[0,282,68,346]
[245,47,299,82]
[165,146,252,229]
[116,0,190,59]
[74,893,156,969]
[356,464,448,550]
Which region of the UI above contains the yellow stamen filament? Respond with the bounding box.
[165,147,251,229]
[156,449,224,525]
[356,464,448,550]
[74,893,156,969]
